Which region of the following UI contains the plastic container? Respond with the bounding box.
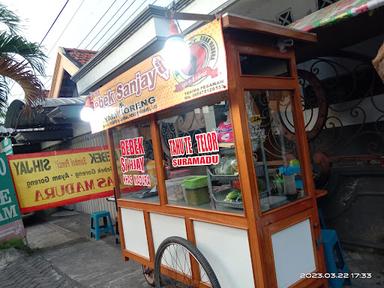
[214,156,238,175]
[182,176,210,206]
[283,174,297,200]
[146,160,157,188]
[165,177,185,202]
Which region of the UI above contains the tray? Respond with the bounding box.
[211,188,243,210]
[207,168,238,180]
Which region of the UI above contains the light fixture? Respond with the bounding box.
[80,96,94,122]
[163,18,191,71]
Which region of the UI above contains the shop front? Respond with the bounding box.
[85,14,326,288]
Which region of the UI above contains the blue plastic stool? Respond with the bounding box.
[321,229,351,288]
[90,211,115,240]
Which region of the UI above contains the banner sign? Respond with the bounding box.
[0,153,24,242]
[89,19,227,133]
[8,147,114,213]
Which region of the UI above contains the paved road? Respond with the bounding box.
[1,209,382,287]
[0,210,149,288]
[0,251,80,288]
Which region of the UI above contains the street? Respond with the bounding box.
[0,209,383,287]
[0,210,147,288]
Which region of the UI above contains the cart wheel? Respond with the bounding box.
[154,236,221,288]
[142,265,155,286]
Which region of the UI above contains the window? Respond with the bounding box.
[158,99,243,214]
[318,0,338,9]
[113,123,159,203]
[276,9,293,26]
[240,54,291,77]
[244,90,306,212]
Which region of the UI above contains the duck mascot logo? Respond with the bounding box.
[173,33,219,92]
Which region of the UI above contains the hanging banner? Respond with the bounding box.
[0,153,24,242]
[289,0,383,32]
[8,147,114,213]
[89,19,227,133]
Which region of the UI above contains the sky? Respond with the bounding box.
[2,0,172,103]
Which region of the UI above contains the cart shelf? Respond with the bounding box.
[207,168,238,180]
[211,188,244,210]
[218,142,236,149]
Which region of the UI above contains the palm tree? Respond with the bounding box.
[0,3,46,119]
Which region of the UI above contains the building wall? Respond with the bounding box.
[295,43,384,249]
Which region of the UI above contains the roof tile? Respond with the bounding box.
[63,48,97,67]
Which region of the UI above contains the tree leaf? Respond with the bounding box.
[0,32,46,75]
[0,56,45,116]
[0,4,20,34]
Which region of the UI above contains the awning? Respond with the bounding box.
[5,97,86,128]
[3,97,89,150]
[290,0,384,32]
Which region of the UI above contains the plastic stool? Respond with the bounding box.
[321,229,351,288]
[90,211,115,240]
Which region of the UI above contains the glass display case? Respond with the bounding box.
[244,90,305,212]
[112,123,159,203]
[157,99,243,214]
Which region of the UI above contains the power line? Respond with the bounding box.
[39,0,70,46]
[47,0,87,57]
[84,0,131,49]
[88,0,142,50]
[41,0,86,90]
[43,76,53,88]
[76,0,119,48]
[99,0,155,50]
[8,0,70,93]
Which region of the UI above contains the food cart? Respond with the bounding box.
[87,13,327,288]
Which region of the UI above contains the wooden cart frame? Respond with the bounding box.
[103,14,328,288]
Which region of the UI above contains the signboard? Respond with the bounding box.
[8,147,114,213]
[89,19,227,133]
[0,138,13,155]
[120,136,151,187]
[0,153,24,242]
[169,131,220,167]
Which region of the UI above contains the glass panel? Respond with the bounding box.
[240,54,291,77]
[158,99,243,214]
[113,123,159,203]
[244,90,305,212]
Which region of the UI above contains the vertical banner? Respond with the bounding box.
[0,153,24,242]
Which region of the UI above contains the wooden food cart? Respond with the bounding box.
[88,13,327,288]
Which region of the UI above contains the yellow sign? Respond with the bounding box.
[8,147,114,213]
[89,19,227,133]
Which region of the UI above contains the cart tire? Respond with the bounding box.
[142,265,155,286]
[154,236,221,288]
